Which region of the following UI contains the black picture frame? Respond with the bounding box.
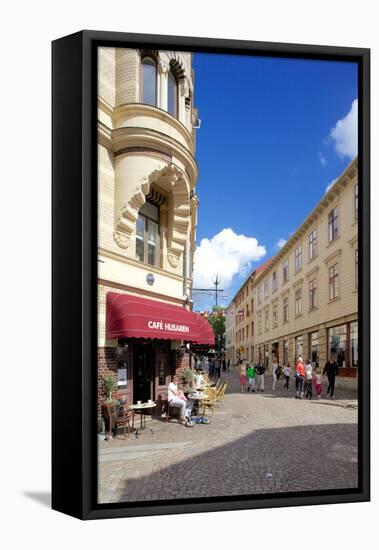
[52,30,370,520]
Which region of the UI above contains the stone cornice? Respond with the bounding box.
[305,265,320,279]
[324,248,342,265]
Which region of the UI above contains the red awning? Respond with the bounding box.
[106,292,215,346]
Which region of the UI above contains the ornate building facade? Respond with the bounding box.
[227,158,358,388]
[97,47,212,419]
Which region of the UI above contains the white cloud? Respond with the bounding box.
[276,238,287,249]
[330,99,358,159]
[318,152,327,166]
[193,228,266,291]
[325,178,337,194]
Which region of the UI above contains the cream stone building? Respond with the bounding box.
[96,47,213,418]
[227,158,358,388]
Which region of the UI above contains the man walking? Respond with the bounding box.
[255,359,265,392]
[323,355,339,399]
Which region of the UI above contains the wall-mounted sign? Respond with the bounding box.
[146,272,155,286]
[147,320,190,334]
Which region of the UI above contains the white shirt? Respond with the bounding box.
[283,366,291,377]
[305,364,313,380]
[168,382,178,401]
[272,363,279,376]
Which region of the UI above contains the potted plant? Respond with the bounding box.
[182,368,194,396]
[103,373,117,402]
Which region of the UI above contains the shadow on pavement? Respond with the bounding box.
[103,422,358,504]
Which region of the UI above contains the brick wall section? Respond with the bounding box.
[116,48,139,105]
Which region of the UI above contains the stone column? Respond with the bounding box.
[159,61,169,111]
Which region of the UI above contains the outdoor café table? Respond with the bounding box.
[188,393,207,416]
[129,402,157,438]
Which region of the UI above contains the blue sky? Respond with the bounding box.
[191,53,358,311]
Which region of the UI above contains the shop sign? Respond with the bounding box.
[147,320,190,334]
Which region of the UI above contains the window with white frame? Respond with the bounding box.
[167,68,178,117]
[283,258,289,283]
[283,296,289,322]
[354,183,358,221]
[273,304,278,327]
[295,287,302,316]
[272,270,278,291]
[328,206,339,243]
[295,245,302,272]
[329,263,339,300]
[309,278,317,310]
[264,278,269,299]
[136,201,160,266]
[141,56,157,106]
[309,228,317,260]
[264,309,269,331]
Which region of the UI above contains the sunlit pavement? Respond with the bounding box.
[98,368,358,503]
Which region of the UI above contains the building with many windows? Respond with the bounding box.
[97,47,213,421]
[226,158,358,388]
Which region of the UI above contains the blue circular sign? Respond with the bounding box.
[146,273,155,286]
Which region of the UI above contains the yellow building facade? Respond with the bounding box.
[97,47,202,416]
[228,158,358,388]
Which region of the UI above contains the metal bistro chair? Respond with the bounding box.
[102,401,134,440]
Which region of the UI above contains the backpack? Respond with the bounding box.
[275,366,282,379]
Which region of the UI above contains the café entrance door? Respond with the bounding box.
[133,342,154,403]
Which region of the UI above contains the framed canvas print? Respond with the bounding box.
[52,30,370,520]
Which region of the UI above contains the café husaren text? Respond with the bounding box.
[147,320,190,333]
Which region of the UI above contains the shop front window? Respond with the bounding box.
[329,324,347,367]
[295,335,303,360]
[350,321,358,367]
[309,332,319,368]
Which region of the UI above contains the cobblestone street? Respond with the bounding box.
[98,369,358,504]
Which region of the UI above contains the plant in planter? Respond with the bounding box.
[103,373,117,402]
[182,368,194,395]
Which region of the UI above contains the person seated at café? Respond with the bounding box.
[167,375,192,424]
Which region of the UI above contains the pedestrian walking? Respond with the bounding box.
[294,356,305,399]
[313,367,323,398]
[208,357,214,378]
[323,355,339,399]
[255,360,265,392]
[227,358,230,372]
[246,362,256,392]
[238,360,247,392]
[215,357,221,379]
[222,357,226,372]
[271,357,280,390]
[304,359,313,399]
[283,363,291,389]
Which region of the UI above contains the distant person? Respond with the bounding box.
[283,363,291,390]
[222,357,226,372]
[227,358,230,372]
[271,357,280,390]
[323,356,339,399]
[304,359,313,399]
[238,360,247,392]
[295,356,305,399]
[313,367,323,399]
[255,359,265,392]
[246,362,256,392]
[215,357,221,379]
[208,357,214,378]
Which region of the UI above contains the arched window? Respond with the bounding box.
[167,69,178,117]
[141,56,157,106]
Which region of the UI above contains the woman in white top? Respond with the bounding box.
[272,357,279,390]
[167,376,191,423]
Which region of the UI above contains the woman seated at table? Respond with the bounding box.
[193,369,206,389]
[167,376,193,424]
